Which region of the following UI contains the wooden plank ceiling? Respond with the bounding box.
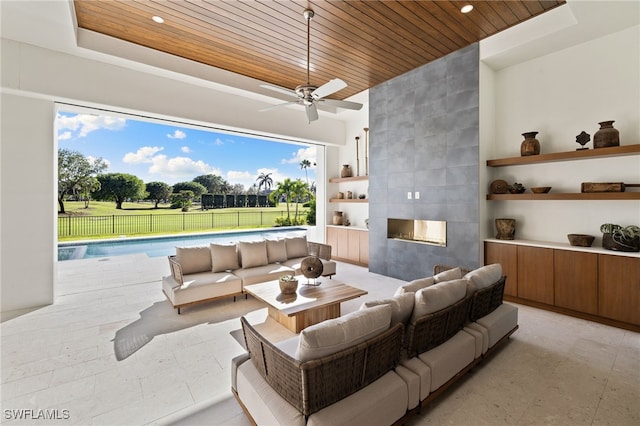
[73,0,565,100]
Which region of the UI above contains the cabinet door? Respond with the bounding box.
[484,242,518,297]
[554,250,598,314]
[359,231,369,265]
[347,229,360,263]
[517,246,554,304]
[598,255,640,325]
[326,227,339,255]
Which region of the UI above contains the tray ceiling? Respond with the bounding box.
[73,0,565,100]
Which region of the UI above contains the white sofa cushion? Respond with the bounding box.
[434,267,462,283]
[285,236,309,259]
[295,305,392,362]
[210,243,240,272]
[238,241,269,268]
[361,292,414,325]
[475,303,519,348]
[234,263,295,286]
[265,239,288,263]
[464,263,502,291]
[400,357,432,401]
[412,278,467,321]
[418,330,476,392]
[394,276,435,296]
[175,246,212,274]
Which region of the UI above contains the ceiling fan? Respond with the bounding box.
[260,9,363,123]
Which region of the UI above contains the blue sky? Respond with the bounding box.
[56,110,317,190]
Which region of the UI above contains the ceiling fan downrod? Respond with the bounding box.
[303,9,314,85]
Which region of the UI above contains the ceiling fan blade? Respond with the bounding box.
[259,101,299,112]
[311,78,347,100]
[305,103,319,122]
[260,84,298,98]
[320,98,363,111]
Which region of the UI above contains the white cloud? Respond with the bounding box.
[123,146,164,164]
[149,155,220,180]
[181,146,191,153]
[167,130,186,139]
[56,113,126,138]
[282,146,317,166]
[86,155,111,169]
[58,131,73,141]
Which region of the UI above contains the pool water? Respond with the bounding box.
[58,227,307,261]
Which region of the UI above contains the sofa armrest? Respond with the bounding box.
[307,242,332,260]
[168,255,184,287]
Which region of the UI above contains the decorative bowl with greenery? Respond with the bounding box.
[278,274,299,294]
[508,182,526,194]
[600,223,640,252]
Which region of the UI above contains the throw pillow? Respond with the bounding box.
[265,239,288,263]
[361,292,414,325]
[285,236,309,259]
[295,304,392,362]
[394,276,436,296]
[411,278,468,321]
[464,263,502,291]
[434,267,462,283]
[237,241,268,268]
[210,243,240,272]
[175,246,212,274]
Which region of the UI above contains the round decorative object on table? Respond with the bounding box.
[593,120,620,148]
[567,234,595,247]
[490,179,509,194]
[301,256,323,286]
[340,164,353,178]
[495,218,516,240]
[520,131,541,156]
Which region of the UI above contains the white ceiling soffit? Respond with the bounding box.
[481,0,640,70]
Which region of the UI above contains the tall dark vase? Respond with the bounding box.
[593,121,620,148]
[520,131,540,156]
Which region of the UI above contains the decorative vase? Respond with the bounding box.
[602,232,640,252]
[495,218,516,240]
[520,131,540,156]
[332,211,344,225]
[340,164,353,178]
[278,277,298,294]
[593,121,620,148]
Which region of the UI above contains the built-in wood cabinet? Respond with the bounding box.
[517,246,554,304]
[327,226,368,266]
[484,240,640,331]
[598,254,640,325]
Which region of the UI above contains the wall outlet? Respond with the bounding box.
[407,192,412,200]
[415,191,420,199]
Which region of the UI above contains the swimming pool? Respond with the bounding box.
[58,227,307,261]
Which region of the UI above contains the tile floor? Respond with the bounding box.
[1,254,638,425]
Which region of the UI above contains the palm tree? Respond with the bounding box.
[256,172,273,195]
[269,178,295,222]
[291,179,311,222]
[300,159,311,186]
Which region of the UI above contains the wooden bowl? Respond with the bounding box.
[567,234,595,247]
[531,186,552,193]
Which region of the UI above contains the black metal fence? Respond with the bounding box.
[58,210,306,238]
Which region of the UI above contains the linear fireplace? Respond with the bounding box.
[387,218,447,247]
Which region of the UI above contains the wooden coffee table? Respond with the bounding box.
[244,277,367,333]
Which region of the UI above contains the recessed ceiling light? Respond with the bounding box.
[152,16,164,24]
[461,4,474,14]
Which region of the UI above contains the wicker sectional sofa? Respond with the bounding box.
[231,263,519,425]
[162,236,336,313]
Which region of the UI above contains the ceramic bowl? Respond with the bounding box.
[531,186,552,193]
[567,234,595,247]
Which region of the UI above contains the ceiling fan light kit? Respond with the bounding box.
[260,8,363,123]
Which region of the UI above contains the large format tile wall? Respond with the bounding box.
[368,44,480,281]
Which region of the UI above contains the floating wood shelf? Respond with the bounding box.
[329,176,369,183]
[329,198,368,203]
[486,144,640,167]
[487,192,640,201]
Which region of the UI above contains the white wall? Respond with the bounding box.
[485,25,640,244]
[0,39,357,312]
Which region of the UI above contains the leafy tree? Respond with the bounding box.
[57,148,108,213]
[269,178,295,222]
[193,174,230,194]
[172,181,206,198]
[256,172,273,194]
[77,177,101,209]
[230,184,245,195]
[93,173,146,209]
[145,181,172,208]
[291,179,311,222]
[305,196,316,225]
[170,190,194,211]
[300,159,312,186]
